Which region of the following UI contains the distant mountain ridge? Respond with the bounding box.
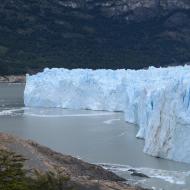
[0,0,190,74]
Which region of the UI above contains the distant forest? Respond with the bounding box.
[0,0,190,74]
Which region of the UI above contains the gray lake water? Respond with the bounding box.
[0,83,190,190]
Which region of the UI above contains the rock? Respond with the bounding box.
[0,133,146,190]
[128,169,150,178]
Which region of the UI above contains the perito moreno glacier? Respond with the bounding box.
[24,66,190,164]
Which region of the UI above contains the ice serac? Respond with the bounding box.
[24,66,190,164]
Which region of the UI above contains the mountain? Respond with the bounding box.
[0,0,190,74]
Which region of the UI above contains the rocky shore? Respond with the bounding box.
[0,133,147,190]
[0,75,26,83]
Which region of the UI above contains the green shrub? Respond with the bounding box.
[0,149,74,190]
[0,149,29,190]
[32,169,73,190]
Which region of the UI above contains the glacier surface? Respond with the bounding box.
[24,66,190,164]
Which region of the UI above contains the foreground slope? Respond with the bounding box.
[25,66,190,163]
[0,133,145,190]
[1,0,190,74]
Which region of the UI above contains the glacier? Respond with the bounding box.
[24,66,190,164]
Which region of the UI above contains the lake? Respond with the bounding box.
[0,83,190,190]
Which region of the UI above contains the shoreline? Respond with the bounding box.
[0,132,147,190]
[0,75,26,83]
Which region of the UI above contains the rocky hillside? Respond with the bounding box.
[0,0,190,74]
[0,133,145,190]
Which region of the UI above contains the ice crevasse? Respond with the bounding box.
[24,66,190,164]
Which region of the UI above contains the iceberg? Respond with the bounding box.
[24,66,190,164]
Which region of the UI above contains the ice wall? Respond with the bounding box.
[24,66,190,164]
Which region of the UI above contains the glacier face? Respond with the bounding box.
[24,66,190,164]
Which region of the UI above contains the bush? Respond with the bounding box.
[0,149,74,190]
[32,169,74,190]
[0,149,29,190]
